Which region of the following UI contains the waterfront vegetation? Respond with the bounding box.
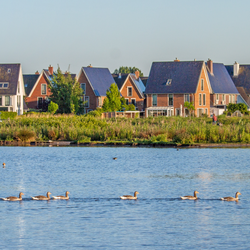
[1,113,250,144]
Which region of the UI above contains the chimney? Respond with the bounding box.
[233,62,239,77]
[207,59,213,74]
[135,70,140,79]
[174,58,180,62]
[118,73,122,79]
[88,64,92,68]
[48,65,53,75]
[35,71,39,75]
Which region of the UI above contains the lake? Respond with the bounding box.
[0,146,249,249]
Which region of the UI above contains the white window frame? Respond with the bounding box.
[41,84,47,95]
[201,79,204,91]
[84,96,89,108]
[166,79,172,85]
[232,95,235,103]
[131,98,136,106]
[0,82,9,89]
[203,94,206,106]
[152,94,157,106]
[81,83,86,94]
[184,94,190,103]
[199,93,202,106]
[197,108,204,117]
[229,95,232,103]
[98,97,102,107]
[5,96,11,106]
[169,94,173,106]
[175,108,180,116]
[127,87,132,97]
[222,94,225,101]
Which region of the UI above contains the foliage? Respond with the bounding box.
[86,108,103,117]
[113,66,143,77]
[16,129,35,142]
[0,111,17,119]
[48,101,59,114]
[120,97,136,111]
[49,68,83,114]
[184,101,195,116]
[227,103,248,114]
[102,83,121,112]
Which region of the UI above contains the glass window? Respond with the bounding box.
[222,94,225,101]
[98,97,102,107]
[41,84,47,95]
[0,96,2,106]
[81,83,86,94]
[184,94,190,102]
[166,79,172,85]
[17,95,21,106]
[131,99,136,106]
[201,79,204,91]
[125,99,129,105]
[199,94,202,106]
[84,96,89,108]
[128,87,132,97]
[203,94,206,105]
[232,95,235,103]
[3,83,8,88]
[216,94,219,100]
[169,94,173,106]
[5,96,10,106]
[152,94,157,106]
[176,109,180,116]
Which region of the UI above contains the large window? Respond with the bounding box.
[203,94,206,105]
[41,84,47,95]
[152,94,157,106]
[81,83,86,94]
[17,95,21,106]
[127,87,132,97]
[5,96,10,106]
[184,94,190,102]
[233,95,235,103]
[201,79,204,91]
[199,94,202,106]
[37,97,43,108]
[84,96,89,108]
[169,94,173,106]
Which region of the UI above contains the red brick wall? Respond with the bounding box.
[211,93,238,106]
[120,76,144,111]
[26,73,51,109]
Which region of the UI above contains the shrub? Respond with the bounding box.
[16,129,36,142]
[0,111,17,119]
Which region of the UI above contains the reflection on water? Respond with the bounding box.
[0,147,249,249]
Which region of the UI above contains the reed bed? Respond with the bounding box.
[0,113,250,144]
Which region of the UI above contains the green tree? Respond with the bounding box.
[102,83,121,112]
[121,97,136,111]
[228,103,248,114]
[184,101,195,116]
[113,66,143,77]
[48,101,58,114]
[49,68,83,114]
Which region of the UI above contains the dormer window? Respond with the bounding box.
[0,82,9,88]
[7,68,11,73]
[166,79,172,85]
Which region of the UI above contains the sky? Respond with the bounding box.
[1,0,250,76]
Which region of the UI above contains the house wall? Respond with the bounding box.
[78,70,98,112]
[193,67,210,116]
[120,76,144,111]
[26,73,51,109]
[211,93,238,106]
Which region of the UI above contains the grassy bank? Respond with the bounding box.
[0,113,250,144]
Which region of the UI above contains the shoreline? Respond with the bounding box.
[1,140,250,148]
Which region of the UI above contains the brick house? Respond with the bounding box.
[0,63,26,115]
[77,66,115,113]
[24,66,53,110]
[207,60,238,110]
[145,60,212,117]
[112,71,145,111]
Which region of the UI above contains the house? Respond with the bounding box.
[144,60,212,117]
[112,71,145,111]
[0,63,26,115]
[236,87,250,109]
[207,60,238,112]
[24,66,53,111]
[77,66,115,113]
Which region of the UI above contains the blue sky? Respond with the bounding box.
[1,0,250,76]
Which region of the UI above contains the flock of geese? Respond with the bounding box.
[1,190,242,202]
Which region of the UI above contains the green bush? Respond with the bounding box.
[0,111,17,119]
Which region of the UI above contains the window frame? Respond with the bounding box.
[131,98,136,106]
[169,94,173,106]
[203,93,206,106]
[84,96,89,108]
[41,84,47,95]
[184,94,190,103]
[127,87,132,97]
[152,94,157,106]
[5,96,10,106]
[80,83,86,94]
[199,93,202,106]
[201,79,204,91]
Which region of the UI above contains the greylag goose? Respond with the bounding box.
[2,192,24,201]
[221,192,241,201]
[52,191,70,200]
[120,191,139,200]
[180,190,199,200]
[31,192,51,200]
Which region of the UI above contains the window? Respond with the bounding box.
[41,84,47,95]
[201,79,204,91]
[184,94,190,102]
[5,96,10,106]
[222,94,225,101]
[199,93,202,106]
[0,96,2,106]
[17,96,21,106]
[84,96,89,108]
[37,97,43,108]
[25,84,28,88]
[131,99,136,106]
[98,97,102,107]
[176,108,180,116]
[203,94,206,105]
[169,94,173,106]
[166,79,172,85]
[127,87,132,97]
[18,81,20,94]
[229,95,231,103]
[152,94,157,106]
[0,83,9,88]
[216,94,219,100]
[233,95,235,103]
[81,83,86,94]
[7,68,11,73]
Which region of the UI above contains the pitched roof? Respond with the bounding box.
[23,74,40,96]
[145,61,204,94]
[130,74,145,96]
[207,63,238,94]
[112,73,128,89]
[82,67,115,96]
[0,64,21,95]
[236,87,250,106]
[225,65,250,95]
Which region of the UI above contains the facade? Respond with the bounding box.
[24,66,53,110]
[145,60,212,117]
[207,60,238,109]
[77,66,115,113]
[113,71,145,111]
[0,64,25,115]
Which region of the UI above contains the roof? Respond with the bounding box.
[112,73,128,89]
[145,61,204,94]
[140,76,148,87]
[130,74,145,96]
[236,87,250,106]
[0,64,21,95]
[82,67,115,96]
[23,74,40,96]
[226,65,250,95]
[207,63,238,94]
